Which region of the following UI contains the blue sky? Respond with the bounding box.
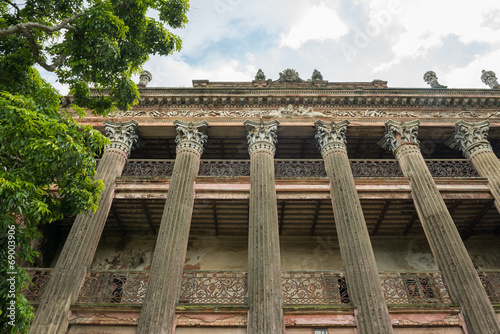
[42,0,500,93]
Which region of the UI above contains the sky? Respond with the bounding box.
[43,0,500,94]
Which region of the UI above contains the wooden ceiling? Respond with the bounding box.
[59,198,499,239]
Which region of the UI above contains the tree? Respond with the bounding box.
[0,1,189,332]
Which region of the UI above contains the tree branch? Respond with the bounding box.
[18,27,67,72]
[4,0,21,19]
[0,12,85,37]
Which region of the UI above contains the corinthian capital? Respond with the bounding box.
[244,120,279,155]
[314,120,349,156]
[104,120,142,157]
[445,120,492,158]
[174,120,209,154]
[378,120,420,153]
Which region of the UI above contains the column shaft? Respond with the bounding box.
[30,147,127,334]
[137,120,207,334]
[396,143,499,333]
[315,120,393,333]
[470,150,500,213]
[323,149,393,333]
[248,149,284,333]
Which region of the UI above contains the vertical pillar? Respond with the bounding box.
[30,120,140,334]
[244,120,284,334]
[379,120,500,334]
[446,120,500,213]
[136,120,208,334]
[314,120,393,334]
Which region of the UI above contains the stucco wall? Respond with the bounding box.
[89,233,500,272]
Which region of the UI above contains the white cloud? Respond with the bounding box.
[279,4,348,49]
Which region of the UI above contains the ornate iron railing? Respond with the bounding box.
[120,159,479,178]
[380,272,451,304]
[23,269,500,306]
[282,271,349,305]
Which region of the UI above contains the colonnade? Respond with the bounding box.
[31,119,500,334]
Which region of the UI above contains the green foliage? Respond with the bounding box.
[0,0,189,331]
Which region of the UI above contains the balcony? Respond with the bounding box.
[24,269,500,307]
[118,159,480,178]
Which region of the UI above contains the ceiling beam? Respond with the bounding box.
[403,212,419,236]
[142,201,157,235]
[212,200,219,236]
[279,201,285,236]
[372,201,390,236]
[462,201,494,241]
[310,200,322,236]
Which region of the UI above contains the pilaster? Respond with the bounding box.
[136,120,208,334]
[446,120,500,213]
[31,120,140,334]
[379,120,500,334]
[244,120,284,334]
[315,120,393,334]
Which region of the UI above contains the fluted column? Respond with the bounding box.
[315,120,393,334]
[446,120,500,213]
[31,120,141,334]
[379,120,500,334]
[137,120,208,334]
[245,120,284,334]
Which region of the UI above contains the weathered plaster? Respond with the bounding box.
[89,235,500,272]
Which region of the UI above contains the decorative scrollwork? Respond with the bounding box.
[122,160,175,177]
[425,160,479,177]
[22,269,53,303]
[104,120,142,156]
[379,120,420,154]
[479,272,500,303]
[119,159,478,178]
[199,160,250,176]
[174,120,209,154]
[350,160,404,177]
[274,160,326,177]
[282,272,350,305]
[77,271,149,304]
[380,272,452,304]
[179,271,248,305]
[446,120,492,159]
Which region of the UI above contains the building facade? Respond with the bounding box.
[26,69,500,333]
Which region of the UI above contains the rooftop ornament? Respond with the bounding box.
[481,70,500,89]
[255,69,266,80]
[423,71,447,89]
[311,69,324,81]
[138,70,153,88]
[277,68,303,82]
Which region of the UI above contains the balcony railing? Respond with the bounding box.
[23,269,499,306]
[119,159,480,178]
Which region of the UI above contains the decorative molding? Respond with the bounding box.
[105,107,500,119]
[174,120,209,154]
[103,120,142,157]
[423,71,447,89]
[314,120,350,156]
[378,120,420,154]
[446,120,492,158]
[481,70,500,89]
[244,120,279,155]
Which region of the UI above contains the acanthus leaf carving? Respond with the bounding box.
[244,120,279,155]
[378,120,420,154]
[174,120,209,154]
[314,120,350,156]
[103,120,142,156]
[445,120,492,158]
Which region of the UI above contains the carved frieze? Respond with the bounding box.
[106,107,500,120]
[445,120,492,158]
[378,120,420,153]
[174,120,209,154]
[103,120,142,156]
[314,120,350,156]
[244,120,279,155]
